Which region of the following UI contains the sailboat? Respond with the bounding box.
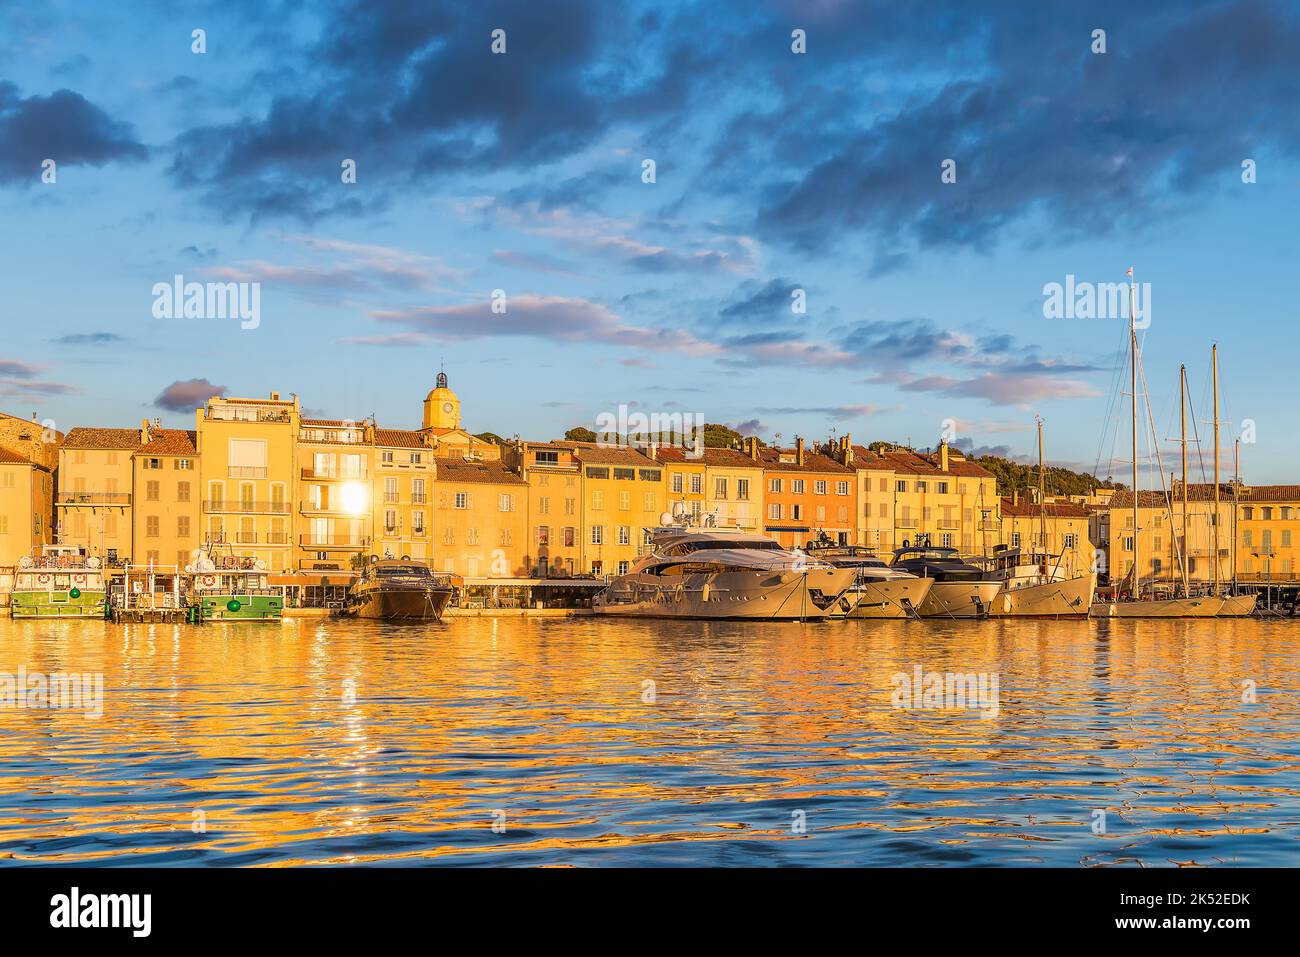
[1090,270,1222,618]
[1211,346,1258,617]
[985,418,1095,617]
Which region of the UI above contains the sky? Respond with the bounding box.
[1,0,1298,484]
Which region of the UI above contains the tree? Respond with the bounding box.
[564,426,596,442]
[474,431,505,445]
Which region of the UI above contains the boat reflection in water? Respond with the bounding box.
[340,559,453,621]
[890,539,1002,619]
[592,520,856,620]
[806,544,933,618]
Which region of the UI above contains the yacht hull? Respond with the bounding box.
[916,581,1002,619]
[1089,596,1223,618]
[592,567,856,621]
[841,577,934,619]
[348,586,452,621]
[1217,594,1258,617]
[990,574,1095,618]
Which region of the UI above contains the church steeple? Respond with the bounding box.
[423,368,460,430]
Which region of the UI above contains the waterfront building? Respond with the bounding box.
[372,428,435,563]
[507,441,583,577]
[197,392,299,573]
[131,422,200,569]
[570,443,665,576]
[423,371,501,461]
[56,427,139,563]
[296,416,375,572]
[656,445,763,531]
[870,442,1000,555]
[431,457,529,577]
[0,411,59,574]
[756,437,856,548]
[998,493,1093,577]
[842,439,899,551]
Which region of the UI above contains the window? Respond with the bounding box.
[591,525,604,545]
[769,503,781,520]
[916,481,927,493]
[146,481,159,502]
[382,451,394,463]
[836,481,849,495]
[937,482,949,494]
[1063,533,1077,549]
[941,533,952,547]
[410,452,422,465]
[385,510,398,533]
[1244,507,1254,520]
[563,527,575,547]
[690,474,702,494]
[737,478,750,500]
[1011,532,1021,548]
[178,516,190,537]
[412,478,426,504]
[619,491,630,511]
[814,481,826,495]
[793,479,805,494]
[618,526,631,546]
[228,438,268,477]
[454,492,468,509]
[143,457,162,470]
[769,478,782,493]
[617,561,630,575]
[146,516,159,538]
[467,528,479,545]
[176,459,193,470]
[644,493,655,511]
[592,491,604,510]
[896,480,907,492]
[614,468,635,481]
[715,478,728,499]
[638,469,660,482]
[1123,536,1134,551]
[585,467,610,479]
[671,473,684,493]
[499,529,512,547]
[1243,530,1253,546]
[792,504,803,520]
[538,526,550,546]
[498,494,514,512]
[536,450,559,465]
[1263,507,1274,520]
[384,477,399,503]
[412,512,425,535]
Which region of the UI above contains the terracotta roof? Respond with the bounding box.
[652,446,762,467]
[755,447,853,474]
[871,447,993,479]
[138,429,196,456]
[61,427,142,450]
[435,459,525,485]
[570,443,658,467]
[1240,485,1300,503]
[1109,485,1233,507]
[1000,496,1089,518]
[375,428,426,449]
[0,447,35,465]
[301,417,365,427]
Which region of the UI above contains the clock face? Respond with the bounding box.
[442,402,454,413]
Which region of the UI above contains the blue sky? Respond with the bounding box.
[1,0,1298,483]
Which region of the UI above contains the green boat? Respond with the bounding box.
[187,547,282,622]
[10,544,108,619]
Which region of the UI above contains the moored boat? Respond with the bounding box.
[9,544,107,619]
[806,544,932,618]
[187,545,283,621]
[341,558,453,621]
[890,541,1001,619]
[981,548,1096,618]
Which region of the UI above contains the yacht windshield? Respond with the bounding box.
[669,540,782,553]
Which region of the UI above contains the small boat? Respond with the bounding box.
[341,559,453,621]
[592,521,856,620]
[981,547,1095,618]
[806,544,932,618]
[10,544,107,619]
[187,544,283,621]
[890,541,1002,619]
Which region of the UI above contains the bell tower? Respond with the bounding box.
[423,369,461,431]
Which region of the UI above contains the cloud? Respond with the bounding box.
[0,82,147,183]
[756,404,882,420]
[0,359,40,378]
[360,295,722,356]
[897,372,1100,407]
[490,249,583,276]
[155,378,228,412]
[52,332,128,345]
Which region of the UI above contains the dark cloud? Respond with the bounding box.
[155,378,228,412]
[0,82,147,183]
[53,332,128,345]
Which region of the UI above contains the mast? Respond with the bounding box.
[1212,343,1220,594]
[1179,364,1189,596]
[1037,416,1046,574]
[1129,271,1140,599]
[1233,438,1241,593]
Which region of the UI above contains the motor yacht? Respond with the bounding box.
[890,542,1002,618]
[978,546,1096,618]
[592,522,856,620]
[341,559,453,621]
[805,544,932,618]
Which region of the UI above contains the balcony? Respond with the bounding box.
[979,520,1000,531]
[896,518,918,529]
[203,500,290,514]
[937,520,960,530]
[266,532,289,545]
[299,535,369,549]
[58,492,132,505]
[235,532,258,544]
[227,466,268,479]
[302,467,367,481]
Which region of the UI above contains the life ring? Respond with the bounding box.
[37,573,51,586]
[201,575,217,587]
[74,574,86,586]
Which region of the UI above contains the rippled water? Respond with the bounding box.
[1,614,1298,867]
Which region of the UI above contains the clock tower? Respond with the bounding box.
[422,370,461,430]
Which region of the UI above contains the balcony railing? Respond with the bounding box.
[235,532,258,544]
[266,532,289,545]
[203,500,290,513]
[938,520,960,530]
[58,492,132,505]
[299,535,369,548]
[979,520,1000,531]
[411,494,427,505]
[896,518,918,529]
[301,467,368,481]
[228,466,268,479]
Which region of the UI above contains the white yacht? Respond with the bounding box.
[979,546,1095,618]
[591,521,857,621]
[806,544,933,618]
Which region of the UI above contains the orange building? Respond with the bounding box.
[755,437,856,548]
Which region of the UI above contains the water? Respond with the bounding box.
[1,615,1297,867]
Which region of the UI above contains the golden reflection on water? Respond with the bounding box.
[1,615,1298,866]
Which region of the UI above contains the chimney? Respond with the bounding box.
[939,439,949,472]
[746,436,759,461]
[647,444,657,461]
[140,417,151,444]
[270,391,280,401]
[1012,487,1019,507]
[795,436,806,466]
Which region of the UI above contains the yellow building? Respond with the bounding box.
[57,427,139,563]
[656,446,763,531]
[509,441,583,577]
[431,458,528,577]
[132,423,200,569]
[868,442,1000,555]
[1237,485,1300,582]
[423,371,501,461]
[297,417,374,572]
[999,493,1093,577]
[571,444,665,576]
[0,411,59,574]
[196,392,299,573]
[373,428,434,562]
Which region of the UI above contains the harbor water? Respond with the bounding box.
[1,615,1297,866]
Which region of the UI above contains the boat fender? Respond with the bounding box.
[701,583,711,602]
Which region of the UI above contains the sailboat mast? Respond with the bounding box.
[1233,438,1241,592]
[1037,416,1046,570]
[1129,272,1140,598]
[1180,364,1189,596]
[1212,343,1220,594]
